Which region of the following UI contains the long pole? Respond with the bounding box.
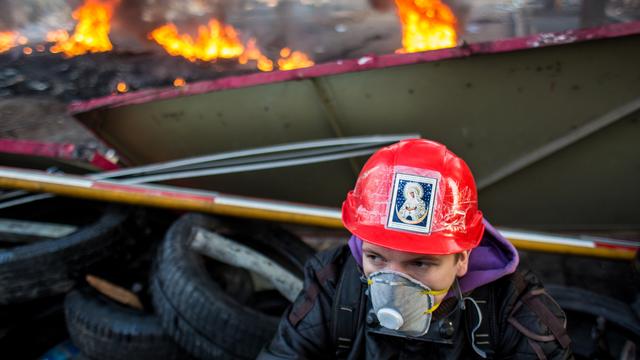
[0,166,636,260]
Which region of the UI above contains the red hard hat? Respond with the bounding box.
[342,139,484,255]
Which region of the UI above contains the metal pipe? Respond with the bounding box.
[111,142,385,177]
[120,148,377,184]
[0,166,343,228]
[95,134,418,180]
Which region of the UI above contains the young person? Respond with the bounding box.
[259,139,573,359]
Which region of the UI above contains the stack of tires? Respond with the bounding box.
[65,212,315,360]
[1,196,315,360]
[0,198,313,360]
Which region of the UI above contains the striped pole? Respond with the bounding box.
[0,166,636,260]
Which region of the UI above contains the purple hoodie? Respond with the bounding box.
[348,219,519,295]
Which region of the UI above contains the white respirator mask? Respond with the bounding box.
[367,270,449,337]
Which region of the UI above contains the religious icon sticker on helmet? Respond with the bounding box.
[386,173,437,234]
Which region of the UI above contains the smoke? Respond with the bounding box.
[0,0,76,40]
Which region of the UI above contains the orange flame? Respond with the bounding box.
[46,29,69,44]
[0,32,21,53]
[238,38,274,72]
[47,0,117,57]
[395,0,457,53]
[173,77,186,87]
[116,81,128,93]
[277,47,315,71]
[149,19,245,62]
[150,19,314,72]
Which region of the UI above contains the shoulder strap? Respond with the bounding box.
[288,254,341,326]
[507,271,571,350]
[331,254,366,359]
[467,270,533,358]
[464,282,497,359]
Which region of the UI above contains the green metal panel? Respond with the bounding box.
[84,80,340,163]
[77,35,640,229]
[321,36,640,182]
[480,112,640,229]
[80,80,363,204]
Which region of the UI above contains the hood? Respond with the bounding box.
[348,218,519,294]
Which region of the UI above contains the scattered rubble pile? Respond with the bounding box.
[0,49,251,102]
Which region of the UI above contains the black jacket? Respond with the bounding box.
[259,245,573,359]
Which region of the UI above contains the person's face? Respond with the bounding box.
[362,242,470,304]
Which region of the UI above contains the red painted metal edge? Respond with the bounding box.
[0,138,118,171]
[595,242,639,252]
[68,21,640,115]
[0,139,76,159]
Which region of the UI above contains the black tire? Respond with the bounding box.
[546,285,640,336]
[0,199,129,304]
[65,287,188,360]
[151,213,315,360]
[547,285,640,358]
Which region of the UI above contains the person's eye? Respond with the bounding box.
[412,261,434,268]
[365,254,385,264]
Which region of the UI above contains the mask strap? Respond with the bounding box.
[420,287,448,296]
[423,301,442,314]
[421,286,449,314]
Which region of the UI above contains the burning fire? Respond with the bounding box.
[149,20,244,62]
[173,77,186,87]
[277,47,315,71]
[149,19,314,72]
[238,38,274,72]
[0,32,27,53]
[116,81,128,93]
[46,29,69,44]
[395,0,457,53]
[47,0,117,57]
[37,1,314,72]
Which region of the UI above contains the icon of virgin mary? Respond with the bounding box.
[397,182,428,224]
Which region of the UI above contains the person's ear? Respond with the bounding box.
[455,250,471,277]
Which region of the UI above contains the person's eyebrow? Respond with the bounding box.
[405,255,441,263]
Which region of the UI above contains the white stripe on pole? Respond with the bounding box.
[498,229,596,248]
[0,168,93,188]
[214,195,342,219]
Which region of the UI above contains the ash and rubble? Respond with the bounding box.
[0,48,256,102]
